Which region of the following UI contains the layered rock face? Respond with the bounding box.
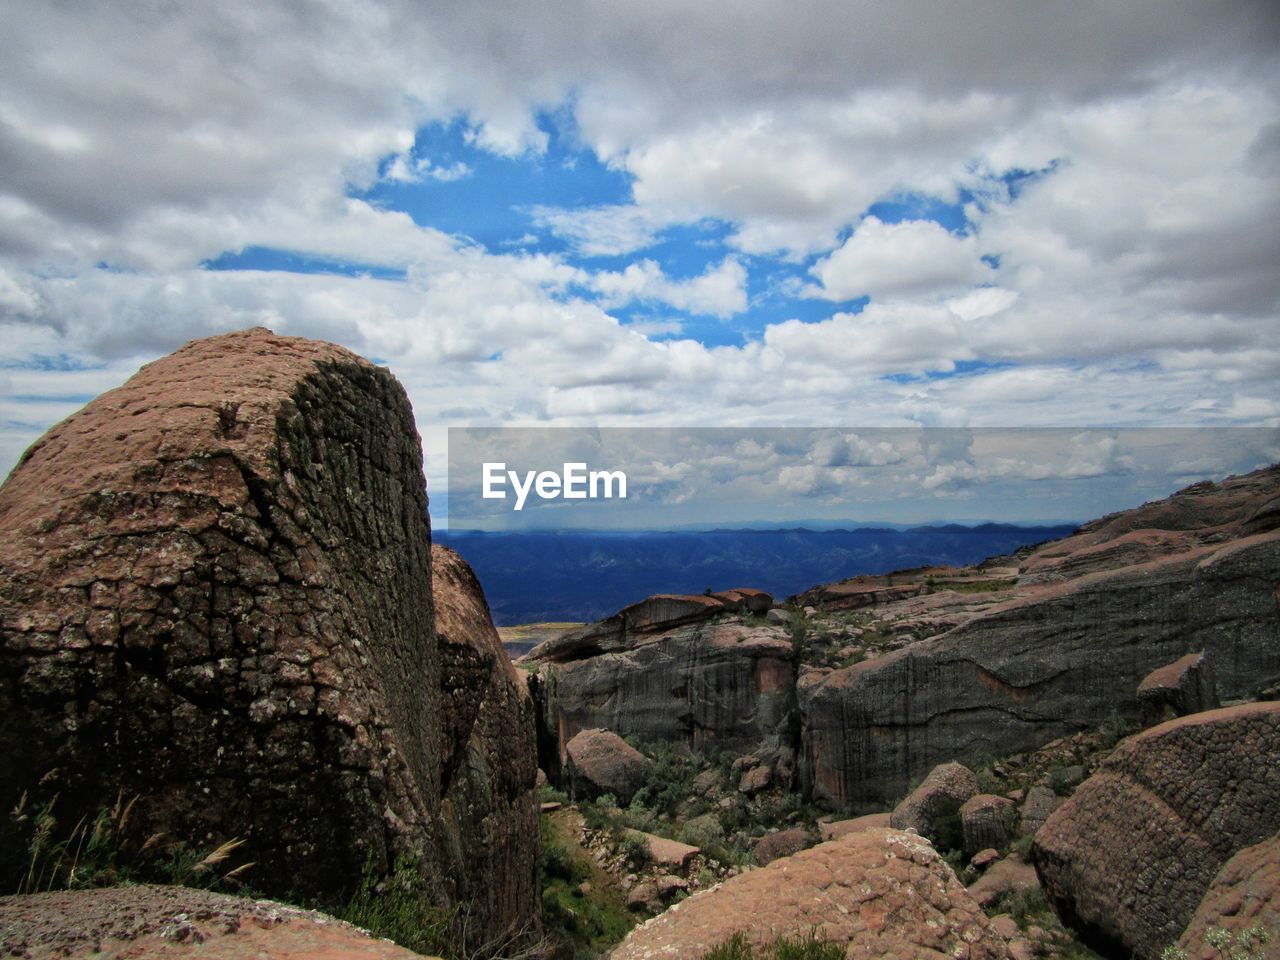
[1032,702,1280,960]
[530,616,796,777]
[0,329,536,942]
[799,466,1280,804]
[611,828,1009,960]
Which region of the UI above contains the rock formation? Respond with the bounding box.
[960,794,1017,856]
[430,543,539,940]
[1136,652,1219,727]
[529,614,796,779]
[1174,833,1279,960]
[888,761,978,848]
[0,329,537,944]
[751,827,809,865]
[1032,702,1280,960]
[0,884,439,959]
[564,727,650,804]
[610,828,1009,959]
[799,465,1280,804]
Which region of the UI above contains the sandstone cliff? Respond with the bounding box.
[0,329,537,944]
[798,465,1280,804]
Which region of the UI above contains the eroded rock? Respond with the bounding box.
[1032,702,1280,960]
[889,761,978,848]
[1175,833,1280,960]
[611,828,1009,960]
[1136,652,1219,727]
[565,728,649,804]
[0,329,538,945]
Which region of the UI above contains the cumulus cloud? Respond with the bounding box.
[1,0,1278,485]
[809,217,992,301]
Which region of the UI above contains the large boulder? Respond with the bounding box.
[1136,652,1219,727]
[564,728,649,804]
[960,793,1017,856]
[1174,833,1280,960]
[1032,702,1280,960]
[889,761,978,848]
[611,828,1009,959]
[0,329,537,944]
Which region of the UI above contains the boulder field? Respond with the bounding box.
[529,464,1280,807]
[0,329,538,945]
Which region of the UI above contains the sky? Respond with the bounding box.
[2,1,1279,518]
[446,427,1280,529]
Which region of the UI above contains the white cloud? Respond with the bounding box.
[584,258,747,318]
[1,0,1278,485]
[809,217,992,301]
[530,205,660,257]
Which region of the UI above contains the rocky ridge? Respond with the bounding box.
[530,464,1279,807]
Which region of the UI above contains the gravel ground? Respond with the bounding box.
[0,884,434,960]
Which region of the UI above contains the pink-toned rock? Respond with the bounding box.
[656,875,689,899]
[966,855,1041,909]
[818,812,892,841]
[1034,702,1280,960]
[611,828,1009,960]
[970,848,1000,871]
[1175,833,1280,960]
[738,763,772,795]
[711,588,774,615]
[752,827,809,865]
[1136,652,1219,726]
[990,915,1020,940]
[565,728,650,805]
[0,885,439,959]
[961,793,1017,855]
[889,761,978,846]
[0,329,539,945]
[628,830,700,870]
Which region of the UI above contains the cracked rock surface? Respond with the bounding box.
[611,827,1009,960]
[0,884,438,959]
[0,329,537,943]
[1032,702,1280,960]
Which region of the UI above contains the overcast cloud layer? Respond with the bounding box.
[2,1,1278,507]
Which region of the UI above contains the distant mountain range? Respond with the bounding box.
[435,523,1077,624]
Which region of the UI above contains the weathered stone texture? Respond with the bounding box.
[1032,702,1280,960]
[888,761,978,848]
[0,884,439,960]
[611,828,1009,960]
[751,827,809,865]
[960,793,1016,856]
[799,466,1280,805]
[564,728,649,804]
[1136,652,1219,727]
[1174,833,1280,960]
[0,329,537,944]
[530,616,796,776]
[430,543,539,940]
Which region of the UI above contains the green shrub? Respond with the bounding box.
[704,930,844,960]
[1161,923,1273,960]
[335,852,455,958]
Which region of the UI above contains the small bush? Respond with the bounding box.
[335,852,455,958]
[705,930,844,960]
